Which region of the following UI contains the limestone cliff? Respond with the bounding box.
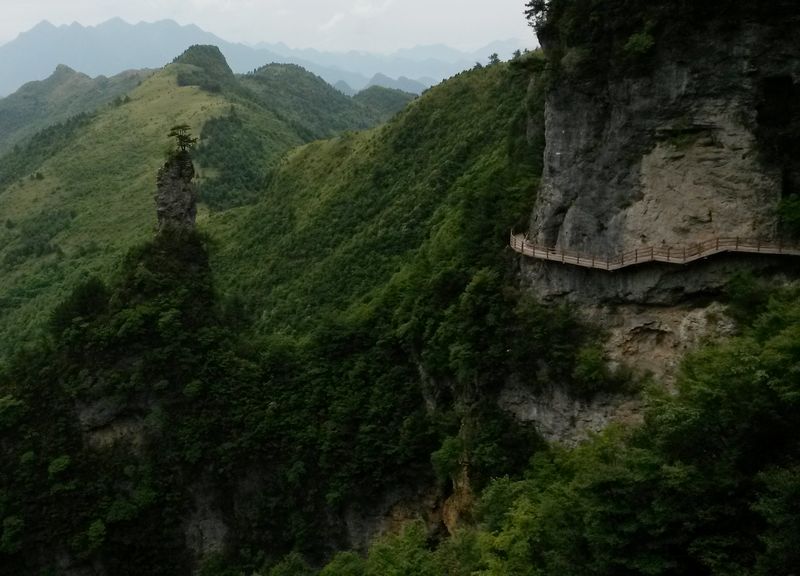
[511,3,800,442]
[526,7,800,302]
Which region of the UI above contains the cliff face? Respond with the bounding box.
[526,11,800,303]
[510,6,800,440]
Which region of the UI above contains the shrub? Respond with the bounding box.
[623,30,655,57]
[267,552,314,576]
[319,552,366,576]
[431,436,464,484]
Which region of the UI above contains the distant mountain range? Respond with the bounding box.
[0,18,533,97]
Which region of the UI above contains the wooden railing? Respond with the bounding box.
[510,232,800,271]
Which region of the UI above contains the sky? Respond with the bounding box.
[0,0,535,52]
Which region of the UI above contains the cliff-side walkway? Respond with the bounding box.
[510,232,800,271]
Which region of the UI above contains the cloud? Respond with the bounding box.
[188,0,257,11]
[351,0,395,17]
[319,12,346,31]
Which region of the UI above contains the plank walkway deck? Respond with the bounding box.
[510,232,800,271]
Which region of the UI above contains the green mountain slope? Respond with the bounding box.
[0,46,402,357]
[210,62,538,337]
[0,65,152,155]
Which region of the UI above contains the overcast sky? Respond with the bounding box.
[0,0,535,52]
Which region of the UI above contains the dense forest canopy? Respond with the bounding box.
[524,0,798,79]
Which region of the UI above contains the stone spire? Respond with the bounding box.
[155,128,198,232]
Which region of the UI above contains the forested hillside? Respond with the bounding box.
[239,64,413,142]
[211,60,540,337]
[1,54,586,575]
[315,280,800,575]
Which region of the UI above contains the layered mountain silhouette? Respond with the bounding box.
[0,18,531,96]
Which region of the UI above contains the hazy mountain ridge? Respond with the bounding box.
[0,19,532,97]
[254,38,531,81]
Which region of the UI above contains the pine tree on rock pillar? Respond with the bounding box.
[155,124,198,232]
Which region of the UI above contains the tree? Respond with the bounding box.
[168,124,198,153]
[489,53,501,65]
[524,0,549,29]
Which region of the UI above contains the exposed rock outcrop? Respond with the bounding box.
[592,301,736,383]
[185,477,229,569]
[155,151,197,232]
[498,382,641,447]
[441,465,473,533]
